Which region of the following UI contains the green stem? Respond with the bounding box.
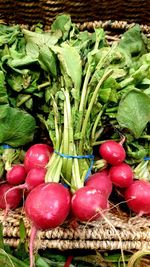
[62,93,69,176]
[17,95,31,107]
[71,144,83,191]
[79,69,113,154]
[91,105,106,142]
[94,127,104,142]
[140,135,150,140]
[92,140,105,146]
[45,147,63,183]
[79,65,91,113]
[51,95,61,150]
[78,65,92,131]
[63,89,74,181]
[37,81,50,90]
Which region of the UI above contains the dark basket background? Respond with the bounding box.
[0,0,150,26]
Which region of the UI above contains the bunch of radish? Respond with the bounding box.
[1,140,150,267]
[99,139,150,217]
[0,144,53,215]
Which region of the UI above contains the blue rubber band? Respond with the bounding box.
[54,150,94,181]
[54,150,94,160]
[1,144,13,149]
[144,157,150,160]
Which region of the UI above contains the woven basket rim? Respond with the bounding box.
[0,18,150,33]
[1,208,150,250]
[77,19,150,33]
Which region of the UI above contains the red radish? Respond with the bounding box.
[0,183,22,215]
[85,170,112,197]
[25,182,71,267]
[21,167,46,191]
[5,167,47,199]
[99,140,126,165]
[71,186,108,222]
[124,180,150,216]
[24,144,53,172]
[6,164,26,185]
[109,163,133,188]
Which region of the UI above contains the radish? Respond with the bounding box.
[6,164,27,185]
[124,180,150,215]
[25,167,46,191]
[109,163,133,188]
[99,140,126,165]
[85,169,112,197]
[71,186,108,222]
[0,183,22,215]
[24,144,53,172]
[25,182,71,267]
[7,167,47,192]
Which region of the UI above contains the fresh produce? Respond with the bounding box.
[25,182,71,267]
[71,186,108,221]
[0,14,150,267]
[6,164,26,185]
[99,140,126,165]
[0,183,22,212]
[22,167,46,191]
[124,180,150,215]
[24,144,53,172]
[85,170,112,197]
[7,166,47,193]
[109,162,133,188]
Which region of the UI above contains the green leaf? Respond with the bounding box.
[0,223,4,250]
[0,71,8,104]
[0,105,36,146]
[38,45,57,76]
[19,219,26,243]
[0,24,20,46]
[117,89,150,138]
[53,43,82,90]
[51,14,72,40]
[118,25,147,57]
[23,28,62,48]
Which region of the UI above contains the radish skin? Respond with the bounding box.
[71,186,108,222]
[6,164,27,185]
[85,170,112,197]
[0,183,22,217]
[24,167,46,191]
[25,182,71,267]
[24,144,53,172]
[99,140,126,165]
[4,167,47,207]
[124,180,150,215]
[109,163,133,188]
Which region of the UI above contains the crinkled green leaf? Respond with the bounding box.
[0,105,36,146]
[0,71,8,104]
[38,45,57,76]
[53,43,82,90]
[0,24,20,46]
[51,14,71,41]
[23,28,62,47]
[117,89,150,138]
[118,25,147,56]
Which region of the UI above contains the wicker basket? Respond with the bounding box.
[0,0,150,252]
[1,207,150,251]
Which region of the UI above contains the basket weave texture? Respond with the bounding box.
[1,208,150,250]
[0,0,150,26]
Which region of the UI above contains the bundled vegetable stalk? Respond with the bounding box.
[34,15,150,192]
[44,36,113,190]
